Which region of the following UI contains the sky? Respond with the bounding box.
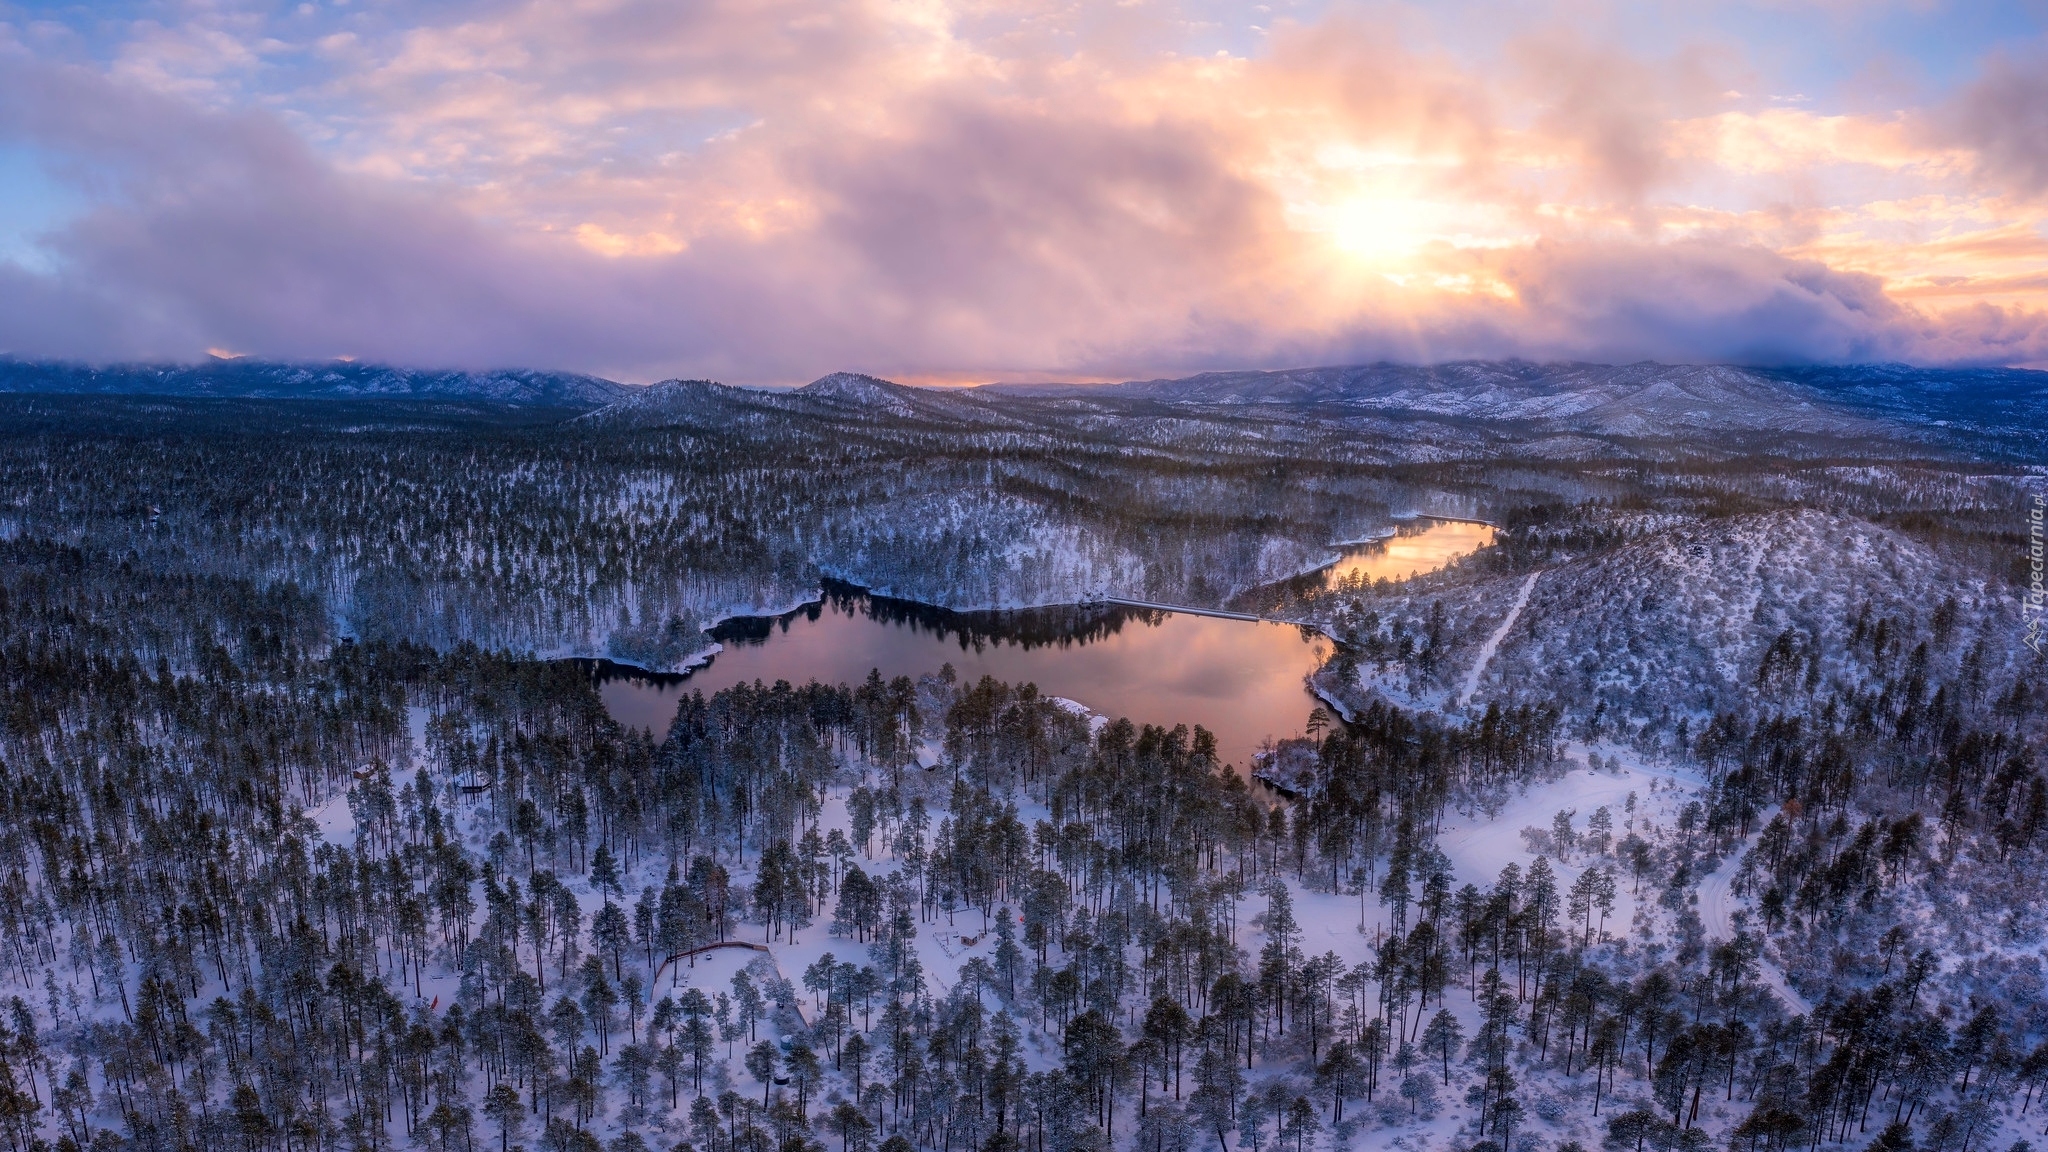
[1,0,2046,383]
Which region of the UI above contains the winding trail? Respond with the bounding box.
[1696,809,1812,1015]
[1455,571,1540,709]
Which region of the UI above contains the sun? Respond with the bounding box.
[1323,196,1451,264]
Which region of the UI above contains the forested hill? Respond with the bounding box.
[988,361,2048,455]
[0,357,630,407]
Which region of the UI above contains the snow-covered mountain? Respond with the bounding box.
[580,370,1027,431]
[1761,362,2048,448]
[798,370,920,407]
[794,371,1009,424]
[0,357,631,407]
[23,357,2045,451]
[992,360,2048,446]
[570,377,765,428]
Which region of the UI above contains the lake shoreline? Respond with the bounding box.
[576,514,1493,679]
[573,519,1498,769]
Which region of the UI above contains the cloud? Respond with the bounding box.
[1944,45,2048,199]
[0,3,2045,379]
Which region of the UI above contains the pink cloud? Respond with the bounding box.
[1942,45,2048,199]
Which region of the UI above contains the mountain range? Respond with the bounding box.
[989,360,2048,446]
[6,356,2045,451]
[0,357,628,407]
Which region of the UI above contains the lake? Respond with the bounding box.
[589,517,1493,769]
[1323,518,1495,587]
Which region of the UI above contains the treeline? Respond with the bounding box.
[0,392,1435,669]
[4,390,2026,680]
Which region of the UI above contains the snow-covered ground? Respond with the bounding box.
[1694,806,1811,1015]
[87,708,1931,1151]
[1438,748,1667,890]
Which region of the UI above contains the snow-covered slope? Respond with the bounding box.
[798,371,923,408]
[795,371,1005,424]
[1314,504,2024,729]
[572,377,769,427]
[1764,362,2048,447]
[1464,509,2015,718]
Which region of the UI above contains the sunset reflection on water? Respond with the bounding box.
[594,519,1493,769]
[1322,520,1495,588]
[596,598,1330,771]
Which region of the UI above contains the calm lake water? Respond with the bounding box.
[1323,519,1495,587]
[589,518,1492,769]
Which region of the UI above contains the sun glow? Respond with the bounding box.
[573,223,687,258]
[1281,144,1529,276]
[1323,196,1446,262]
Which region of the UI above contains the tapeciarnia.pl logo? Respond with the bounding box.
[2028,491,2046,656]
